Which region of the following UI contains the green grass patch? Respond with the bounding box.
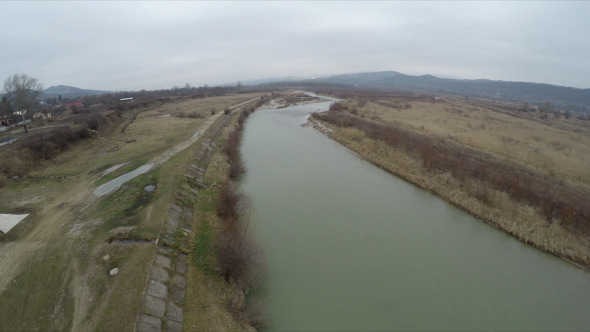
[191,187,218,275]
[92,245,155,332]
[0,246,74,331]
[192,218,214,275]
[199,187,218,213]
[93,171,160,236]
[178,192,194,207]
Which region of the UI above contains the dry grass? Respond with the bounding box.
[154,93,264,118]
[350,96,590,189]
[312,93,590,268]
[90,244,155,331]
[184,186,254,332]
[184,265,254,332]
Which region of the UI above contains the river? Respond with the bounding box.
[240,96,590,331]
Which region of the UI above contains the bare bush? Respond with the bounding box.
[20,119,98,160]
[222,97,268,179]
[215,183,265,296]
[329,101,347,112]
[223,130,243,179]
[217,183,243,221]
[217,221,264,291]
[176,111,203,119]
[74,112,106,130]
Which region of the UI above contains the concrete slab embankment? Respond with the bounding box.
[135,114,231,332]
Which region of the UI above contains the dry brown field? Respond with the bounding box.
[352,94,590,188]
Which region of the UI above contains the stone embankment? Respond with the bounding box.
[136,113,232,332]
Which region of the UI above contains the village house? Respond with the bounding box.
[67,101,84,109]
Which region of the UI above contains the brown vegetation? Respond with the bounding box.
[214,97,269,327]
[20,112,110,160]
[223,97,268,179]
[216,183,263,292]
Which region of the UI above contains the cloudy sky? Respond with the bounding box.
[1,1,589,91]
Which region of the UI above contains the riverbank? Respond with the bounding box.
[185,96,268,331]
[309,94,590,270]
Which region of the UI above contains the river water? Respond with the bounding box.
[240,98,590,331]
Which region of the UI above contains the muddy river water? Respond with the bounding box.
[240,97,590,330]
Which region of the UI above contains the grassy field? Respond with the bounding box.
[360,95,590,188]
[311,91,590,268]
[0,92,264,331]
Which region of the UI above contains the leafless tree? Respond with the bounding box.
[3,73,44,134]
[539,100,554,114]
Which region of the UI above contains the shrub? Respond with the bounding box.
[216,183,243,221]
[21,124,96,160]
[176,111,203,119]
[86,113,106,130]
[73,125,91,139]
[329,102,347,112]
[222,101,266,179]
[217,221,263,291]
[215,184,264,293]
[216,98,268,293]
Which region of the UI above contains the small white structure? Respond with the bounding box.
[120,97,133,102]
[0,214,29,233]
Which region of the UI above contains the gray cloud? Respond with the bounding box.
[1,1,588,91]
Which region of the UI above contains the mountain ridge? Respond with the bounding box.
[261,71,590,112]
[42,85,110,99]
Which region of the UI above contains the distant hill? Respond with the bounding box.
[225,76,313,87]
[42,85,110,99]
[266,71,590,112]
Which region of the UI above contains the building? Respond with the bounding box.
[67,101,84,109]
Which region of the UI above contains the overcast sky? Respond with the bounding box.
[1,1,589,91]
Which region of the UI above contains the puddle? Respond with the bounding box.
[109,239,154,244]
[0,137,17,147]
[144,185,155,192]
[159,114,172,117]
[102,161,132,176]
[67,218,104,237]
[0,214,29,233]
[191,132,200,138]
[93,163,154,197]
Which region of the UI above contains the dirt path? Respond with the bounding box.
[94,98,259,198]
[149,110,224,168]
[0,177,94,293]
